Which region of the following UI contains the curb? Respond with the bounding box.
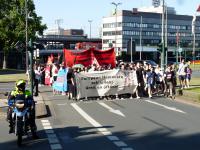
[175,96,200,108]
[34,94,48,118]
[176,89,200,102]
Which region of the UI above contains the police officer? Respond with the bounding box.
[7,79,39,139]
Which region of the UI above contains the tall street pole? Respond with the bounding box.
[161,0,165,70]
[176,30,179,66]
[25,0,28,72]
[88,20,92,39]
[165,3,168,66]
[139,15,143,60]
[131,37,133,63]
[111,2,121,55]
[192,14,196,67]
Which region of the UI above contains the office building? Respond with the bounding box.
[102,5,200,60]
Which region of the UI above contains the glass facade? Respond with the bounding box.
[102,10,200,50]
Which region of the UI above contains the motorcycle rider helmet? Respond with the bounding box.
[16,79,26,92]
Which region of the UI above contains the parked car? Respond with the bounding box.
[134,60,158,67]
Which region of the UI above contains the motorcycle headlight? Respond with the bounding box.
[15,103,25,108]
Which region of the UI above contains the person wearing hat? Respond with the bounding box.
[7,79,39,139]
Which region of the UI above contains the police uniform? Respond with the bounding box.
[7,79,38,138]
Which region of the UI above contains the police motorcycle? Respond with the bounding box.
[8,94,34,146]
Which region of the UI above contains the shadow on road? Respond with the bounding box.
[1,125,200,150]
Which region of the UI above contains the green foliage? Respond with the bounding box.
[0,0,47,67]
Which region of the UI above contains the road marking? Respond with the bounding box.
[121,148,134,150]
[114,141,127,147]
[98,102,126,117]
[41,119,62,150]
[48,137,59,144]
[45,129,55,134]
[107,136,119,141]
[44,126,53,130]
[50,144,62,150]
[145,100,186,114]
[57,103,68,106]
[42,122,51,126]
[41,120,49,123]
[71,103,134,149]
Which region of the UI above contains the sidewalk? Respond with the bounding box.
[0,94,47,118]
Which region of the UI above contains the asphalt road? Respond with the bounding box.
[1,85,200,150]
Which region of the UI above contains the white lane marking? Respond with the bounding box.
[145,100,186,114]
[114,141,127,147]
[50,144,62,150]
[57,103,68,106]
[42,122,51,126]
[107,136,120,141]
[44,126,53,130]
[71,103,105,128]
[41,120,49,123]
[102,131,112,135]
[45,130,55,134]
[71,103,134,149]
[98,102,126,117]
[121,148,134,150]
[48,137,59,144]
[47,134,57,138]
[41,119,63,150]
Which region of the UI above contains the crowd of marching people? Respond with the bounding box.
[34,58,192,100]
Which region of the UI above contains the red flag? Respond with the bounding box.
[197,5,200,12]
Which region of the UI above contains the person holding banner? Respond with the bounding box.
[130,64,140,99]
[52,63,68,95]
[145,65,155,98]
[136,62,145,97]
[67,68,75,99]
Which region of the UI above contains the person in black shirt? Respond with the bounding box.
[136,62,145,97]
[67,68,75,99]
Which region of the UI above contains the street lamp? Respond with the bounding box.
[88,20,93,39]
[111,2,121,53]
[139,16,143,60]
[161,0,166,70]
[192,14,196,67]
[25,0,28,72]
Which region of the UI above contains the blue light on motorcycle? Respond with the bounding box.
[8,99,15,106]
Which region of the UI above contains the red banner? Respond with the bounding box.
[93,48,116,68]
[45,65,51,85]
[64,49,93,67]
[63,48,116,68]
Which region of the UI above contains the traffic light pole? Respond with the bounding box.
[28,39,34,96]
[161,0,165,70]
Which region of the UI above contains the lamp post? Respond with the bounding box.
[111,2,121,53]
[161,0,165,70]
[25,0,28,72]
[192,14,196,67]
[88,20,92,39]
[139,15,143,60]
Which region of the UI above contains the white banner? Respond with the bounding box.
[75,69,137,99]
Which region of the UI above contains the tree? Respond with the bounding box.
[0,0,47,69]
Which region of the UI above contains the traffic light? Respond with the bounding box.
[157,43,167,53]
[28,39,33,51]
[127,40,136,55]
[157,42,162,53]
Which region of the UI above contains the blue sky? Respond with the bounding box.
[33,0,200,37]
